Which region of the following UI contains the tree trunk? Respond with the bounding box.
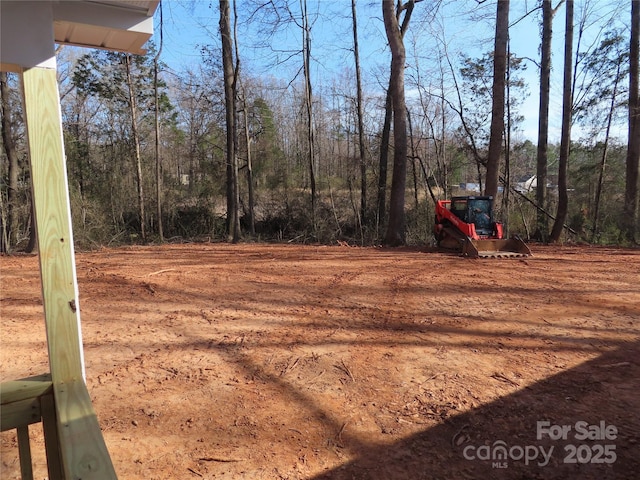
[301,0,317,232]
[25,191,37,254]
[1,72,19,252]
[352,0,368,230]
[591,62,622,242]
[439,72,449,196]
[232,0,242,242]
[125,54,146,242]
[377,1,414,241]
[485,0,509,199]
[351,0,368,231]
[0,186,6,252]
[243,94,256,236]
[154,2,164,242]
[407,110,419,211]
[624,0,639,242]
[220,0,241,243]
[503,44,512,232]
[550,0,574,243]
[154,57,164,242]
[376,88,392,237]
[383,0,413,246]
[535,0,556,242]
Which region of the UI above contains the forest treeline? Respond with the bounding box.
[1,0,638,252]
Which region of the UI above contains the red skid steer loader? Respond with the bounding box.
[434,196,531,258]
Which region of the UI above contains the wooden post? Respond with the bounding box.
[21,65,117,479]
[16,425,34,480]
[40,393,64,480]
[21,66,85,384]
[2,3,158,477]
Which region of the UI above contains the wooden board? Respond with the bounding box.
[1,374,51,431]
[21,66,85,384]
[0,398,42,431]
[41,393,64,480]
[17,425,34,480]
[54,379,117,478]
[0,374,52,406]
[21,65,116,479]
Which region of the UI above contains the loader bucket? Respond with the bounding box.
[462,236,532,258]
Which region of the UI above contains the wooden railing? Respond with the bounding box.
[1,374,61,479]
[1,373,116,479]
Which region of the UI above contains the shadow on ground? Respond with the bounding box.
[311,339,640,480]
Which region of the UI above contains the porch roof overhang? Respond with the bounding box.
[1,0,159,72]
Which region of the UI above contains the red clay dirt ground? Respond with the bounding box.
[1,243,639,480]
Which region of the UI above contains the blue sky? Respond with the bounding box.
[152,0,630,144]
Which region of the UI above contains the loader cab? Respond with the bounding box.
[451,196,495,236]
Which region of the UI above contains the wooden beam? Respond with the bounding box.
[0,397,42,431]
[41,393,64,480]
[1,375,52,431]
[0,374,52,406]
[22,62,116,480]
[21,66,86,384]
[54,379,117,478]
[17,425,34,480]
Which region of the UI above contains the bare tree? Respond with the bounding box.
[0,72,19,253]
[624,0,639,242]
[125,54,146,242]
[25,195,37,253]
[535,0,563,241]
[485,0,509,199]
[377,0,417,240]
[241,90,256,236]
[351,0,368,230]
[577,32,627,241]
[376,88,393,237]
[382,0,416,246]
[409,35,449,199]
[301,0,317,232]
[220,0,242,242]
[550,0,574,243]
[154,2,164,242]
